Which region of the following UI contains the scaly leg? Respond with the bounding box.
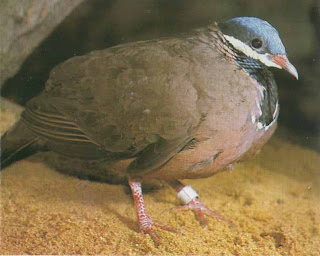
[128,178,177,245]
[167,179,234,227]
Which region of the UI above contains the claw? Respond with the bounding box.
[140,224,161,246]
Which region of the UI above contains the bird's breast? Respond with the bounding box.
[143,67,278,180]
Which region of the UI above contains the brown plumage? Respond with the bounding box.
[1,17,297,244]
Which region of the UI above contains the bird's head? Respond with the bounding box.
[218,17,298,79]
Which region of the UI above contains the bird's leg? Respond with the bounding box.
[167,179,234,227]
[128,178,178,245]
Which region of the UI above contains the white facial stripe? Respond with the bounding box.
[273,101,279,119]
[223,35,282,69]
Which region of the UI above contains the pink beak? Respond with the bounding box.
[269,55,299,80]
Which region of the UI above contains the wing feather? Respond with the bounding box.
[22,108,101,146]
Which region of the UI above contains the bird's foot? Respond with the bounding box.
[128,178,178,245]
[167,182,234,228]
[172,197,234,227]
[137,215,179,245]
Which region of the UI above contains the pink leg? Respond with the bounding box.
[167,180,234,227]
[128,178,177,245]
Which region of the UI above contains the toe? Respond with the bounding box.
[172,198,235,227]
[194,208,208,227]
[202,207,235,227]
[153,222,180,233]
[141,226,161,246]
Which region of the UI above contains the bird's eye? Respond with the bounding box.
[251,38,263,49]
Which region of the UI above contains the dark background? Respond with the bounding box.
[1,0,319,150]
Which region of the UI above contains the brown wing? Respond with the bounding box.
[23,96,193,170]
[24,94,196,172]
[22,37,209,173]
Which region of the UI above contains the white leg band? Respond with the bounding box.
[177,186,198,205]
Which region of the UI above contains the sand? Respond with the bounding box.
[1,102,319,255]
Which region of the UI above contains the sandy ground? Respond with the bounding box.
[1,101,319,255]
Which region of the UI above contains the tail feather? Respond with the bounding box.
[1,120,45,170]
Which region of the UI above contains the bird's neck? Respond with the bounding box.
[205,26,279,128]
[191,26,272,83]
[209,27,266,81]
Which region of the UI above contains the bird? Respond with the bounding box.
[1,17,298,244]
